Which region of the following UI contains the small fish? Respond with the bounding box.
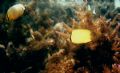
[71,29,92,44]
[7,4,25,20]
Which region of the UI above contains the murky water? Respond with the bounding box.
[0,0,120,73]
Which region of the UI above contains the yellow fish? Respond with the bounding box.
[71,29,92,44]
[7,4,25,20]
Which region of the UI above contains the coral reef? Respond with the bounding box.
[0,0,120,73]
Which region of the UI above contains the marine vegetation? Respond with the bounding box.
[0,0,120,73]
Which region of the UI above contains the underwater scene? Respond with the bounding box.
[0,0,120,73]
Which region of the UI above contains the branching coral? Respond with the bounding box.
[0,0,120,73]
[47,8,120,73]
